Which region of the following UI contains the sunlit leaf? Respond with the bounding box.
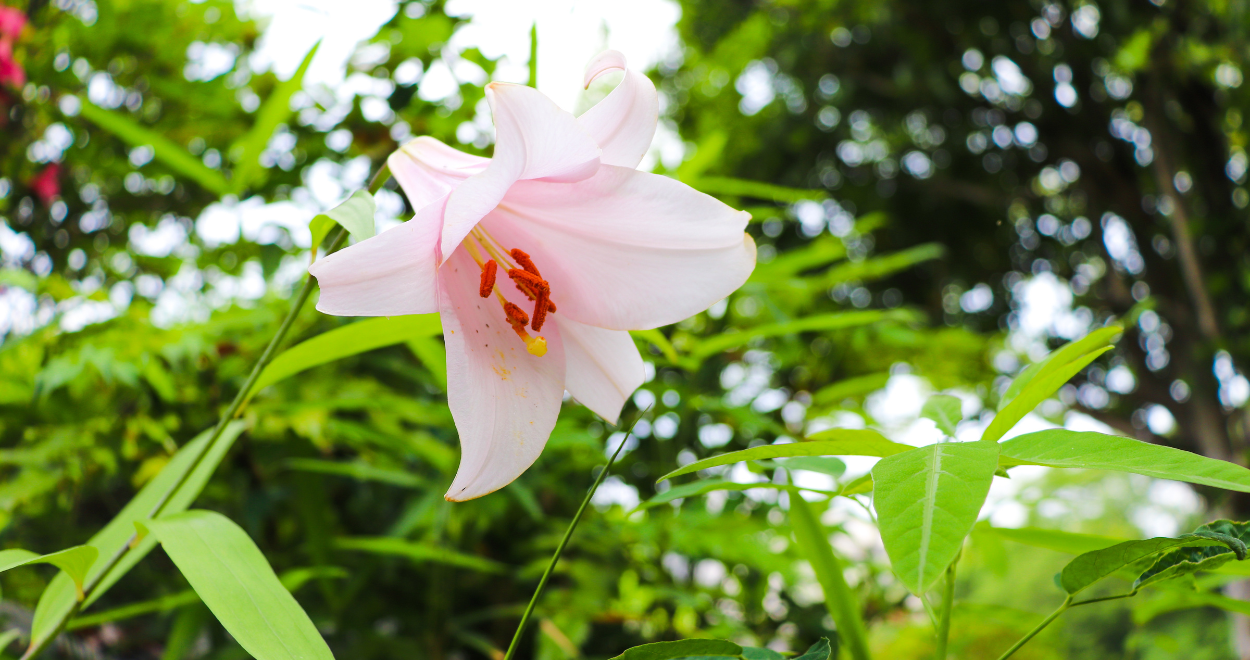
[977,525,1128,555]
[657,430,909,482]
[689,176,825,203]
[144,511,333,660]
[0,546,97,601]
[230,42,320,193]
[633,479,831,512]
[998,326,1122,410]
[689,310,919,362]
[1060,536,1235,595]
[873,441,999,594]
[308,189,377,260]
[788,496,870,660]
[999,429,1250,492]
[921,394,963,436]
[284,458,423,488]
[982,346,1112,442]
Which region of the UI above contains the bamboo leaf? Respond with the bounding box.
[689,310,918,362]
[982,347,1112,443]
[872,441,999,594]
[0,547,97,601]
[334,537,507,573]
[144,511,333,660]
[231,42,319,194]
[284,458,423,488]
[999,326,1122,410]
[788,496,871,660]
[689,176,825,203]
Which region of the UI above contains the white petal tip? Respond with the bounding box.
[583,50,628,89]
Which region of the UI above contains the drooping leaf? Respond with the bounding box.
[333,537,507,573]
[978,525,1128,555]
[143,511,332,660]
[308,189,378,259]
[789,496,870,660]
[609,639,743,660]
[78,101,231,196]
[0,546,97,601]
[250,314,441,396]
[982,346,1112,442]
[1135,520,1250,590]
[230,42,320,193]
[1060,536,1237,595]
[29,422,248,651]
[920,394,963,436]
[873,441,999,594]
[998,326,1122,410]
[999,429,1250,492]
[657,430,909,482]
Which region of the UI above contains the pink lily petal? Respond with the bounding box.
[483,165,756,330]
[387,137,487,212]
[441,82,601,264]
[577,50,658,169]
[556,316,644,424]
[308,196,445,316]
[440,246,567,501]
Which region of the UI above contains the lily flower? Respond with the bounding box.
[309,51,755,501]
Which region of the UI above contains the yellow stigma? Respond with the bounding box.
[524,335,547,356]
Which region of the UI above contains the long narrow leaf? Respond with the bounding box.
[690,310,917,362]
[657,430,910,483]
[334,537,507,573]
[78,102,230,195]
[0,547,97,601]
[788,494,871,660]
[230,42,319,193]
[982,347,1111,442]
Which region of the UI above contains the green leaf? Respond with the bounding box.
[978,525,1128,555]
[1060,536,1235,595]
[823,243,944,287]
[633,479,830,513]
[839,473,874,496]
[527,22,538,86]
[741,648,784,660]
[689,310,918,362]
[230,42,319,193]
[921,395,963,436]
[609,639,743,660]
[792,638,834,660]
[29,422,247,651]
[999,326,1122,410]
[144,511,333,660]
[406,336,448,390]
[812,372,891,407]
[657,430,909,483]
[773,456,846,478]
[308,189,378,259]
[788,496,871,660]
[982,346,1112,443]
[999,430,1250,492]
[334,537,507,573]
[284,458,423,488]
[1135,520,1250,590]
[0,629,21,654]
[0,546,97,601]
[689,176,825,203]
[631,328,681,365]
[77,101,231,196]
[251,315,441,397]
[872,441,999,594]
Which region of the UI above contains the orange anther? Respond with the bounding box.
[503,302,529,331]
[531,289,550,331]
[510,248,541,277]
[479,260,497,298]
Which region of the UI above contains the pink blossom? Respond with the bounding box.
[310,51,756,501]
[0,6,24,39]
[0,5,24,89]
[30,163,59,205]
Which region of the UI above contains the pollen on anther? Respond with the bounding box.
[479,260,497,298]
[503,302,529,330]
[510,248,541,277]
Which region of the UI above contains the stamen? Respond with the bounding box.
[531,288,550,331]
[510,248,541,277]
[503,302,529,329]
[479,260,497,298]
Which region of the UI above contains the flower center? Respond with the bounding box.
[462,227,557,357]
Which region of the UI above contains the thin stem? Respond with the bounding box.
[502,409,647,660]
[994,596,1072,660]
[1071,590,1137,607]
[934,559,957,660]
[367,162,391,195]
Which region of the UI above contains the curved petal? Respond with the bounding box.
[309,196,445,316]
[440,245,567,501]
[387,137,487,211]
[557,317,644,423]
[441,82,601,264]
[482,165,756,330]
[578,50,658,169]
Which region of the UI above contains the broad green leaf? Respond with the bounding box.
[334,537,506,573]
[144,511,333,660]
[250,314,441,396]
[231,42,319,193]
[792,638,833,660]
[789,496,870,660]
[1060,536,1234,595]
[657,430,909,482]
[690,176,825,203]
[773,456,846,478]
[29,422,247,651]
[839,473,874,496]
[284,458,423,488]
[689,310,918,362]
[633,479,832,512]
[999,326,1122,410]
[609,639,743,660]
[742,648,784,660]
[308,189,377,259]
[1135,520,1250,590]
[1000,429,1250,492]
[873,441,999,594]
[812,372,891,406]
[982,346,1111,442]
[978,525,1128,555]
[921,395,963,436]
[78,101,231,196]
[0,546,97,600]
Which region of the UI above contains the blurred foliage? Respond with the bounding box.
[0,0,1247,658]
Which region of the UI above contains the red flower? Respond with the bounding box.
[0,6,23,89]
[0,6,24,39]
[30,163,60,205]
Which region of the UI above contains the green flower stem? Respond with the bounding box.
[934,559,957,660]
[502,409,646,660]
[23,164,392,660]
[994,596,1072,660]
